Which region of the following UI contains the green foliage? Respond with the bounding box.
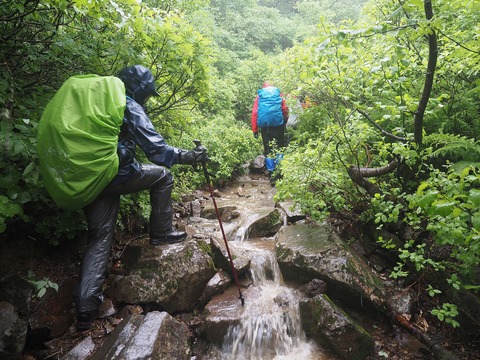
[171,114,263,190]
[27,272,59,299]
[431,303,460,328]
[406,165,480,281]
[423,133,480,164]
[272,0,479,329]
[275,115,379,220]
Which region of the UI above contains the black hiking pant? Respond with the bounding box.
[73,164,174,317]
[260,124,285,156]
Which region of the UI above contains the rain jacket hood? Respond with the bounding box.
[117,65,159,105]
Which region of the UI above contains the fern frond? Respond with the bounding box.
[424,133,480,162]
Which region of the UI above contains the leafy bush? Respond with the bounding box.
[171,114,263,190]
[275,114,380,220]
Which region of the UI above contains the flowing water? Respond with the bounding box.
[203,178,336,360]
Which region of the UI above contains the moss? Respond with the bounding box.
[184,245,194,260]
[138,260,162,279]
[197,239,214,257]
[269,209,281,226]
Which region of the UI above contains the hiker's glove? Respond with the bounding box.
[178,146,208,165]
[253,132,258,139]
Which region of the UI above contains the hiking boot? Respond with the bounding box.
[150,230,187,245]
[75,312,95,332]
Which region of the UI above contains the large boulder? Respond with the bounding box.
[276,224,414,315]
[106,238,216,313]
[300,294,374,360]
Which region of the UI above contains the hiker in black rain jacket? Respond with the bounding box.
[74,65,208,331]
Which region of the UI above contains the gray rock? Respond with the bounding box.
[198,270,232,307]
[248,208,283,238]
[251,155,265,171]
[91,312,191,360]
[0,301,27,355]
[276,200,306,223]
[276,224,414,315]
[209,237,250,278]
[300,294,374,360]
[106,239,216,313]
[99,298,117,319]
[61,336,95,360]
[201,205,239,222]
[0,272,35,314]
[303,278,328,297]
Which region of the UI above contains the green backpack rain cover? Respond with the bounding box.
[37,75,126,210]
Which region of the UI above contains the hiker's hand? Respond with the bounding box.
[179,146,208,165]
[253,132,258,139]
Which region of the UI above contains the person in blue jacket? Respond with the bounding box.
[74,65,207,331]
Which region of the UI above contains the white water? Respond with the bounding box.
[214,241,330,360]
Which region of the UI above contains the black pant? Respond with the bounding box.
[73,164,173,316]
[260,125,285,156]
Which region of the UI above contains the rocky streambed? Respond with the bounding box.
[0,173,475,360]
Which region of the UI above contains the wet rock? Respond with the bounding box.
[0,271,35,314]
[99,298,116,319]
[250,155,265,172]
[201,205,239,222]
[90,313,143,360]
[301,278,328,297]
[61,335,95,360]
[276,224,412,314]
[300,294,374,360]
[199,286,252,346]
[276,200,306,224]
[200,284,308,358]
[91,311,191,360]
[106,239,216,313]
[0,301,28,356]
[209,237,250,278]
[182,193,196,202]
[190,199,202,217]
[248,208,282,238]
[28,278,75,341]
[198,270,232,307]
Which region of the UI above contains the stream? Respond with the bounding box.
[198,177,336,359]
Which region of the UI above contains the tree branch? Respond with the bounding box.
[347,158,399,196]
[355,108,407,142]
[414,0,437,145]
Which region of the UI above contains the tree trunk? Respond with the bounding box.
[414,0,438,145]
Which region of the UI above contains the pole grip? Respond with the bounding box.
[193,140,210,182]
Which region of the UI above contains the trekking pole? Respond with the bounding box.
[193,140,245,306]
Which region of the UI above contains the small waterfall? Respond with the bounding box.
[204,178,330,360]
[218,242,320,360]
[234,213,262,242]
